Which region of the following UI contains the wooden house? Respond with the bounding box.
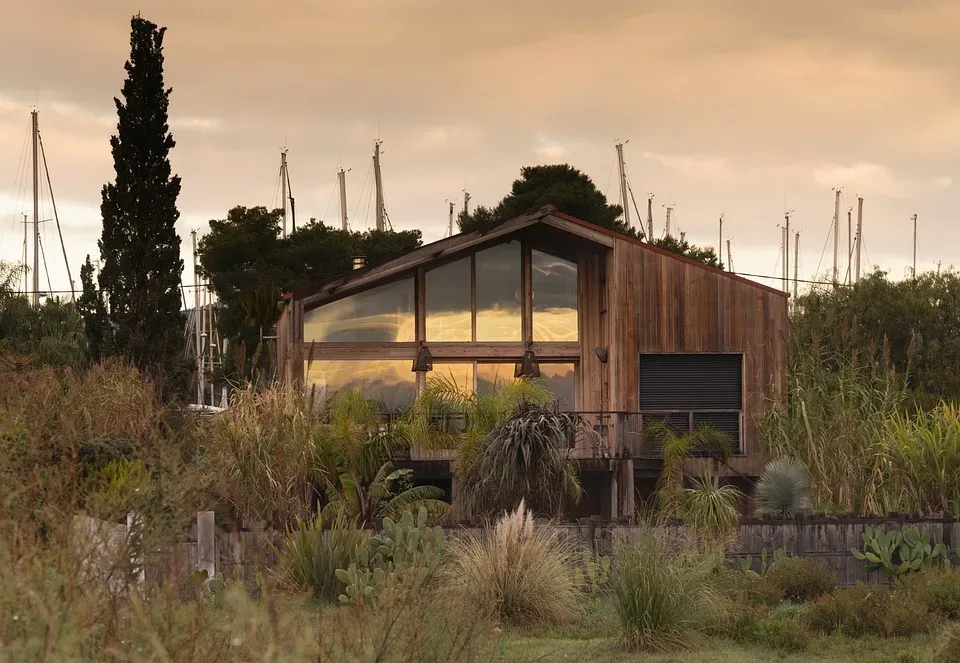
[276,205,788,518]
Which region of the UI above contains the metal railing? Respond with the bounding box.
[379,409,743,460]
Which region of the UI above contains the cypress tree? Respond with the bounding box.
[98,15,184,384]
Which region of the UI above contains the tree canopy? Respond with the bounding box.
[791,268,960,404]
[458,163,722,267]
[95,15,185,388]
[197,206,421,376]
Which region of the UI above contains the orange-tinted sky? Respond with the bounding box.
[2,0,958,295]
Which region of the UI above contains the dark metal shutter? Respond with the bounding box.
[639,353,742,410]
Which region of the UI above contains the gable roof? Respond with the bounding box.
[292,205,787,308]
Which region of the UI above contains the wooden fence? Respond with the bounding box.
[138,514,960,587]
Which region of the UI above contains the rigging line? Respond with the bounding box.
[352,160,373,224]
[603,155,615,202]
[320,178,336,225]
[625,180,647,240]
[37,234,53,297]
[814,213,833,281]
[38,130,74,301]
[2,122,31,252]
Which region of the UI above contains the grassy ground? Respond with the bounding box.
[499,629,943,662]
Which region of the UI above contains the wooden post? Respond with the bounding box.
[197,511,216,577]
[127,512,145,584]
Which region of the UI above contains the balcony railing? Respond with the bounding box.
[381,408,743,460]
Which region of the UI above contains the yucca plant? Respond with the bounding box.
[754,456,813,518]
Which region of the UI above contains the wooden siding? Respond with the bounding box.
[609,237,787,475]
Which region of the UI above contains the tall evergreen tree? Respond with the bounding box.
[98,15,184,383]
[77,255,112,361]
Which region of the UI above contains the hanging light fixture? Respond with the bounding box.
[411,341,433,373]
[514,344,540,378]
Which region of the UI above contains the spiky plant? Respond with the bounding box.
[645,422,732,518]
[679,469,743,540]
[754,456,813,518]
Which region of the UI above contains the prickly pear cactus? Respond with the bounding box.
[337,507,446,606]
[851,525,950,577]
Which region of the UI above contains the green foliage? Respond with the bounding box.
[936,624,960,663]
[851,525,950,577]
[610,524,728,651]
[97,15,185,387]
[763,557,836,602]
[645,421,732,518]
[198,206,421,380]
[458,164,629,234]
[445,500,581,626]
[678,469,743,540]
[77,255,111,361]
[805,583,930,638]
[792,268,960,404]
[754,456,813,518]
[465,401,585,517]
[573,549,611,600]
[739,617,810,652]
[741,547,790,577]
[336,507,445,606]
[322,462,450,527]
[897,566,960,620]
[277,512,368,602]
[85,458,153,519]
[759,344,908,516]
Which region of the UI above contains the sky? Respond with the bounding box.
[2,0,958,299]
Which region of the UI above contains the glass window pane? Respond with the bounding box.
[539,363,576,411]
[532,249,578,342]
[304,359,416,411]
[426,258,472,342]
[475,241,522,341]
[477,363,516,395]
[303,279,415,343]
[430,362,475,395]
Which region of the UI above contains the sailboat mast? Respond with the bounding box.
[615,142,631,229]
[855,196,863,281]
[338,167,348,231]
[374,140,385,231]
[280,149,288,239]
[31,110,39,307]
[832,188,841,286]
[647,195,654,240]
[448,201,454,237]
[37,128,75,302]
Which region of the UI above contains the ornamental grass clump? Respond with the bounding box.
[445,500,580,626]
[610,524,727,651]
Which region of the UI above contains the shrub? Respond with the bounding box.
[898,566,960,620]
[805,584,929,638]
[278,513,368,602]
[764,557,835,602]
[740,617,809,652]
[444,500,580,626]
[936,624,960,663]
[609,525,727,651]
[754,456,813,518]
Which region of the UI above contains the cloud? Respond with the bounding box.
[170,115,223,133]
[643,152,732,180]
[934,176,953,190]
[812,163,914,199]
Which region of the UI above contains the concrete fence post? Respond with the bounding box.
[197,511,216,578]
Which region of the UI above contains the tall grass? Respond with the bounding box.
[759,345,907,515]
[610,524,728,651]
[445,501,581,626]
[882,403,960,514]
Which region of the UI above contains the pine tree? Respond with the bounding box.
[98,15,184,383]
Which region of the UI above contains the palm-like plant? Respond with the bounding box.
[645,421,733,518]
[465,402,588,517]
[754,456,813,518]
[321,460,449,526]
